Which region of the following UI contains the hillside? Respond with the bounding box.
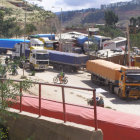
[60,0,140,27]
[0,0,58,36]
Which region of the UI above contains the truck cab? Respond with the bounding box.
[118,67,140,98]
[93,35,111,50]
[12,42,30,59]
[38,37,54,50]
[29,49,49,70]
[30,39,44,50]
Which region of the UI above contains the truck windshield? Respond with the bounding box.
[125,74,140,83]
[34,44,44,47]
[45,43,53,48]
[36,54,49,60]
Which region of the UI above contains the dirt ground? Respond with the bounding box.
[7,65,140,116]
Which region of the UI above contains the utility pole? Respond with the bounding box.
[127,24,131,67]
[23,0,27,77]
[60,8,62,52]
[52,7,63,51]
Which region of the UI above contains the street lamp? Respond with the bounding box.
[52,7,63,52]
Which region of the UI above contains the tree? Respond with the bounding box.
[0,10,22,38]
[25,23,37,35]
[137,17,140,27]
[104,10,118,26]
[130,17,137,27]
[0,60,33,138]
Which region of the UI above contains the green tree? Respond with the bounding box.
[137,17,140,26]
[104,10,118,26]
[25,23,37,35]
[130,17,137,27]
[0,10,21,38]
[0,60,33,138]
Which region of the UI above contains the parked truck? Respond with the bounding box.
[86,59,140,99]
[93,35,111,50]
[48,50,89,72]
[0,38,30,54]
[12,41,49,70]
[103,37,127,51]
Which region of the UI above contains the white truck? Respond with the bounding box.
[12,39,49,70]
[103,37,127,51]
[93,35,111,50]
[29,49,49,70]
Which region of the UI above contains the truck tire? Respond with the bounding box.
[63,65,70,72]
[109,84,114,94]
[53,64,57,70]
[91,74,94,83]
[73,67,77,72]
[58,65,63,71]
[30,64,34,71]
[118,89,123,99]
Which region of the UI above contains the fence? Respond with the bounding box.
[1,79,98,130]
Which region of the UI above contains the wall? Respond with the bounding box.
[3,109,103,140]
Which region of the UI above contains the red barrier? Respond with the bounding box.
[6,79,97,130]
[10,95,140,140]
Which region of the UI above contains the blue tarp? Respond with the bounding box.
[77,36,88,45]
[33,34,55,40]
[0,39,30,49]
[48,50,89,65]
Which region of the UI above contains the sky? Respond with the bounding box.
[28,0,132,12]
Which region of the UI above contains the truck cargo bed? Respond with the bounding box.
[48,50,89,66]
[86,59,126,82]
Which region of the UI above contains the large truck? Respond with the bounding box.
[48,50,89,72]
[86,59,140,99]
[93,35,111,50]
[103,37,127,51]
[28,48,49,70]
[12,41,49,70]
[0,38,30,54]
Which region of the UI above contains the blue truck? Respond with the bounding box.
[48,50,89,72]
[0,38,30,54]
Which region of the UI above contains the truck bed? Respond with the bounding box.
[86,59,126,82]
[0,39,30,49]
[48,50,89,66]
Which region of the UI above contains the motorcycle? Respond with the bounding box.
[53,74,68,84]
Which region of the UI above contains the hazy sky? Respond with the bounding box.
[28,0,132,12]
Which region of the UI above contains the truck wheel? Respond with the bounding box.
[109,84,114,94]
[118,89,123,99]
[72,67,77,73]
[58,65,63,71]
[53,64,58,70]
[91,74,94,83]
[30,64,34,71]
[63,66,69,72]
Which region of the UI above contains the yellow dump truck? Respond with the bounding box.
[86,59,140,99]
